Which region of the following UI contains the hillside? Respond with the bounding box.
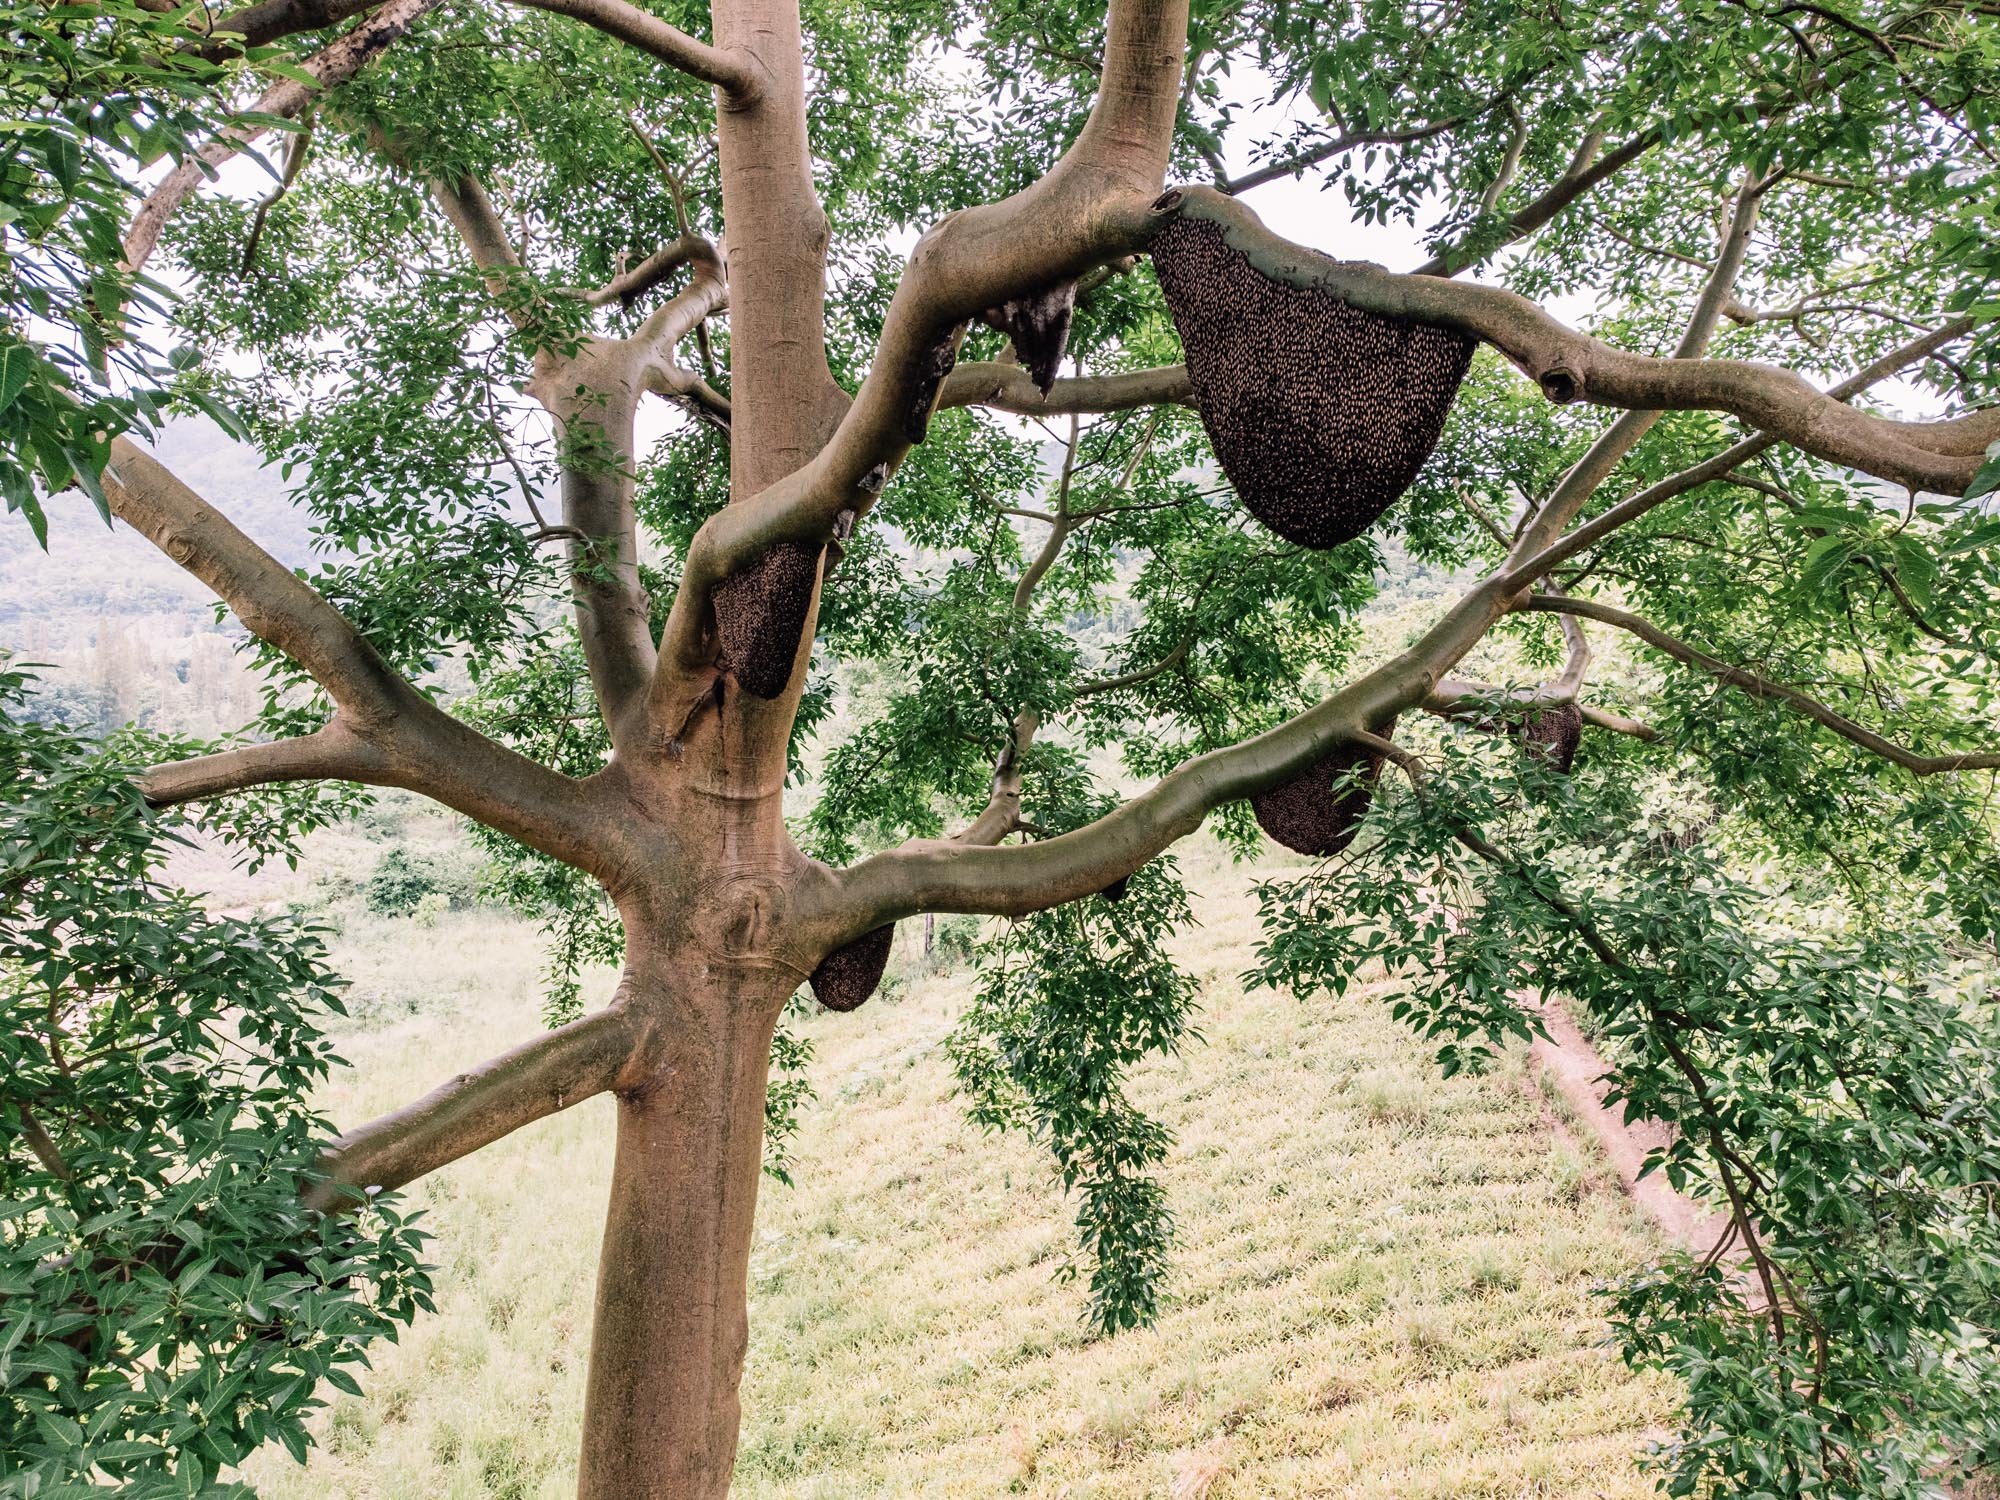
[222,823,1678,1500]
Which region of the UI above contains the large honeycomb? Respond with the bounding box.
[713,540,820,700]
[810,922,895,1012]
[1151,214,1475,549]
[1519,701,1583,774]
[1252,728,1392,857]
[982,281,1076,395]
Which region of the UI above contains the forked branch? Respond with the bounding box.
[649,0,1191,705]
[103,440,614,869]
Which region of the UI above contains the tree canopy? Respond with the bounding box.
[4,0,2000,1492]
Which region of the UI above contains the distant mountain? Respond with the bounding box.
[0,420,316,651]
[0,423,326,735]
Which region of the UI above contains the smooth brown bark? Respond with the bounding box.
[574,964,788,1500]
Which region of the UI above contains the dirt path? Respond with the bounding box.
[1522,995,1729,1254]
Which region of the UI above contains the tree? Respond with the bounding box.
[6,0,2000,1494]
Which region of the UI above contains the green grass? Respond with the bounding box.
[236,834,1677,1498]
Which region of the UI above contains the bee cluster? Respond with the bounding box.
[1251,726,1393,857]
[981,281,1077,395]
[1151,214,1474,550]
[811,922,896,1011]
[714,539,821,700]
[1517,701,1584,773]
[903,327,964,442]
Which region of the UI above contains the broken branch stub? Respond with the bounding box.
[902,325,964,443]
[1150,213,1474,549]
[1252,724,1393,856]
[713,541,821,700]
[810,923,896,1011]
[981,282,1078,395]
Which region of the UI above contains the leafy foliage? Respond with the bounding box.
[0,0,257,541]
[948,827,1198,1334]
[0,667,431,1496]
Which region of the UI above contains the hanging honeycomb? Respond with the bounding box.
[713,540,819,700]
[1151,214,1474,549]
[811,922,895,1012]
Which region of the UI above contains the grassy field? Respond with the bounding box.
[231,831,1679,1499]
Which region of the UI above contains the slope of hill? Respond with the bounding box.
[232,831,1676,1500]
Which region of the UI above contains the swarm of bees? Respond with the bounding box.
[1151,214,1474,549]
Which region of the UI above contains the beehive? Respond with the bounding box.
[1252,730,1391,857]
[982,281,1076,395]
[903,327,962,443]
[810,922,895,1012]
[1150,214,1475,549]
[1519,701,1583,773]
[713,540,819,700]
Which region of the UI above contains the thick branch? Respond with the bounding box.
[940,361,1193,415]
[505,0,757,97]
[201,0,375,51]
[1523,595,2000,774]
[305,1006,639,1210]
[104,439,408,725]
[103,440,614,869]
[1581,704,1660,741]
[1508,316,1984,588]
[123,0,441,275]
[138,725,388,803]
[527,343,664,747]
[797,213,1983,935]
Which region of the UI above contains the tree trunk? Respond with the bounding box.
[574,958,787,1500]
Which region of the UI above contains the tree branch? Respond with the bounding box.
[103,440,407,726]
[200,0,375,52]
[504,0,758,98]
[559,232,714,307]
[527,344,664,748]
[1507,316,1984,588]
[1415,125,1658,277]
[939,361,1193,415]
[1074,634,1193,698]
[304,1006,640,1210]
[103,440,615,869]
[137,725,389,803]
[123,0,442,276]
[953,709,1040,847]
[1522,594,2000,774]
[1223,116,1475,195]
